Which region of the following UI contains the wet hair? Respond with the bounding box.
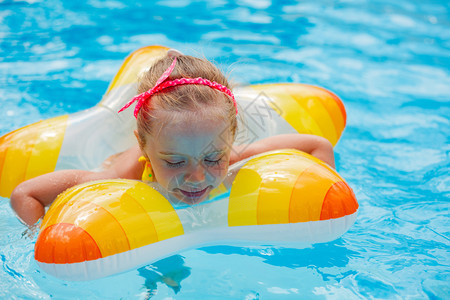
[136,54,238,146]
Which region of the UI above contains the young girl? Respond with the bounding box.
[10,49,335,227]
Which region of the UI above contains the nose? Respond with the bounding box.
[184,162,206,184]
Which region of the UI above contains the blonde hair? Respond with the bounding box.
[136,54,238,145]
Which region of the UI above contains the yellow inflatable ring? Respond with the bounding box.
[0,46,358,281]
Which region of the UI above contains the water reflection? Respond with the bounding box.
[200,240,357,270]
[138,255,191,297]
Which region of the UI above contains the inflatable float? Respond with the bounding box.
[0,46,358,281]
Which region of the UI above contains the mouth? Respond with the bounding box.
[178,187,209,202]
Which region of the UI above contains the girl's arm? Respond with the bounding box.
[229,134,335,168]
[10,145,144,226]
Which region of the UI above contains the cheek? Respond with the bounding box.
[207,162,229,180]
[153,165,181,187]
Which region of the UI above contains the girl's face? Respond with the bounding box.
[142,116,233,205]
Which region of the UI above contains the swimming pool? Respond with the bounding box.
[1,0,448,298]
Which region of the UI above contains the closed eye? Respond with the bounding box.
[164,160,185,168]
[204,156,223,166]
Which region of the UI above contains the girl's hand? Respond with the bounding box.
[10,145,145,226]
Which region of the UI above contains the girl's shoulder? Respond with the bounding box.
[104,145,145,180]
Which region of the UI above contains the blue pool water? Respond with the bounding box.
[1,0,449,298]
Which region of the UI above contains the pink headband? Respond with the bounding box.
[118,57,238,117]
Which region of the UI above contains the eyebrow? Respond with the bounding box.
[159,149,225,156]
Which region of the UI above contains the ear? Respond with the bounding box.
[134,130,141,146]
[134,130,148,158]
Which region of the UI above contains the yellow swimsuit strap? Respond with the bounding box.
[138,156,155,182]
